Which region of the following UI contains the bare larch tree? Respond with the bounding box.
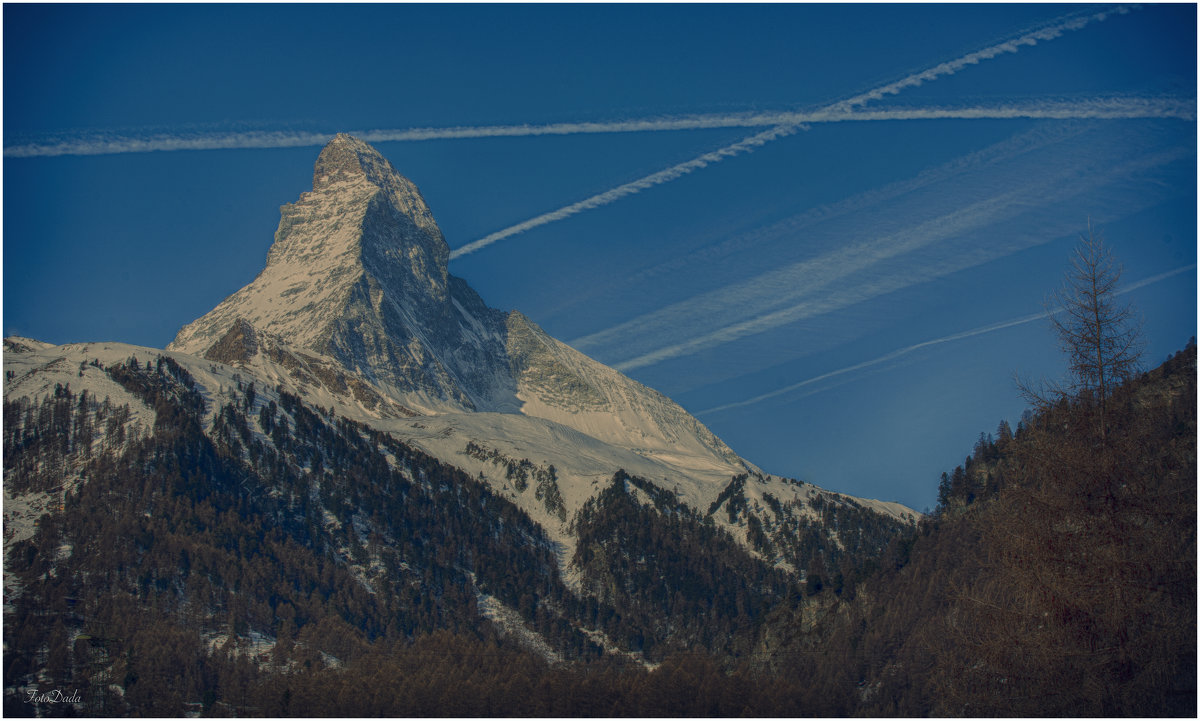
[1023,221,1144,442]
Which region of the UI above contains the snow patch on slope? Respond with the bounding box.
[476,592,564,667]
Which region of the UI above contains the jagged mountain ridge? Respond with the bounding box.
[169,134,512,414]
[3,136,922,711]
[166,134,751,483]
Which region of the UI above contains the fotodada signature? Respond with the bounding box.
[24,688,83,705]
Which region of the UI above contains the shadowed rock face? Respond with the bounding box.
[204,319,258,365]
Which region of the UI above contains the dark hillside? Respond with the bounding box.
[3,357,598,715]
[571,470,798,661]
[5,344,1191,716]
[763,341,1196,716]
[0,356,838,715]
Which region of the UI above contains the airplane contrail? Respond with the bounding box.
[5,4,1149,266]
[551,122,1097,320]
[448,4,1144,258]
[824,4,1135,113]
[696,264,1196,416]
[697,313,1053,416]
[446,7,1137,259]
[576,139,1192,372]
[5,96,1185,159]
[4,5,1147,164]
[9,100,1186,158]
[448,124,800,260]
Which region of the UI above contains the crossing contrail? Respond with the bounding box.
[3,6,1150,162]
[5,96,1185,159]
[696,264,1196,415]
[448,4,1146,258]
[4,4,1152,266]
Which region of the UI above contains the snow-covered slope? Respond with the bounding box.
[505,310,745,472]
[3,339,914,576]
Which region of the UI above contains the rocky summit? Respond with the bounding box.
[164,135,799,499]
[168,133,510,413]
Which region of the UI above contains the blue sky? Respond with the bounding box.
[4,4,1195,511]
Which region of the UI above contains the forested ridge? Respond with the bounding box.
[759,340,1196,716]
[571,470,797,661]
[4,337,1194,716]
[2,355,859,715]
[5,355,608,715]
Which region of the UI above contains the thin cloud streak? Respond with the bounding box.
[448,6,1136,258]
[802,99,1194,123]
[825,4,1134,112]
[696,264,1196,416]
[551,123,1099,321]
[448,125,800,260]
[4,130,336,158]
[602,188,1046,372]
[1119,264,1198,295]
[5,96,1189,159]
[566,123,1092,351]
[697,313,1050,416]
[596,143,1192,372]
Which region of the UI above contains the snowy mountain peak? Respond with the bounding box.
[312,132,382,189]
[312,133,445,247]
[169,134,514,411]
[159,137,914,529]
